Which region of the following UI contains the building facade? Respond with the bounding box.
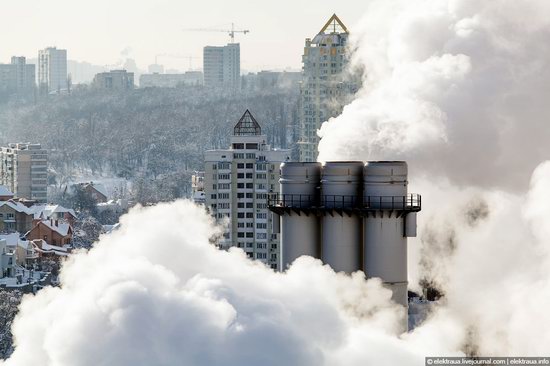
[0,57,35,98]
[203,110,290,269]
[0,143,48,203]
[38,47,68,94]
[298,14,359,162]
[93,70,135,90]
[203,43,240,90]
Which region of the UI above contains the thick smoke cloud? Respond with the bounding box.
[4,0,550,364]
[4,201,430,366]
[318,0,550,191]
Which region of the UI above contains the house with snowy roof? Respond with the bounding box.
[77,182,108,203]
[0,200,34,233]
[29,204,77,226]
[25,219,73,247]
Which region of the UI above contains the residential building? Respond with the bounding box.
[298,14,359,161]
[0,201,34,233]
[203,110,290,269]
[0,143,48,203]
[203,43,240,90]
[93,70,135,90]
[139,71,203,88]
[76,182,108,203]
[38,47,68,94]
[26,219,73,247]
[0,57,35,98]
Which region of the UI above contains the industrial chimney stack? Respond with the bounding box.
[270,161,421,311]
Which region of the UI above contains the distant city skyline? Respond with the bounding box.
[0,0,365,72]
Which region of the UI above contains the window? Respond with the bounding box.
[237,193,244,198]
[256,212,267,219]
[246,183,253,189]
[257,223,267,229]
[219,203,230,209]
[233,143,244,149]
[246,153,256,159]
[246,163,254,169]
[256,173,267,180]
[210,194,217,199]
[246,222,254,228]
[218,174,230,180]
[237,213,245,218]
[219,183,230,189]
[246,232,254,238]
[237,202,244,208]
[212,164,217,170]
[237,183,244,189]
[237,173,244,179]
[246,213,253,219]
[256,193,267,200]
[256,233,267,239]
[234,153,244,159]
[246,193,253,199]
[246,173,253,179]
[256,184,266,190]
[257,243,267,249]
[218,162,230,169]
[219,193,230,199]
[237,163,244,169]
[237,232,245,238]
[246,203,253,208]
[237,222,245,228]
[246,143,258,150]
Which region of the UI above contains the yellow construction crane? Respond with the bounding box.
[183,23,250,43]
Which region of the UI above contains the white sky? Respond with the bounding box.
[1,0,366,72]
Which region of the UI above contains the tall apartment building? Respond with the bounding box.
[203,110,290,269]
[298,14,359,162]
[0,143,48,203]
[38,47,68,94]
[93,70,135,90]
[203,43,240,90]
[0,57,35,97]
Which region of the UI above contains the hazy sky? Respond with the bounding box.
[1,0,366,72]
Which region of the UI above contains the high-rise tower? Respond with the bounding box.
[298,14,359,162]
[203,110,291,269]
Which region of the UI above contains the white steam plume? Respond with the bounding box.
[318,0,550,191]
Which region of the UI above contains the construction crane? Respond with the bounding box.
[183,23,250,43]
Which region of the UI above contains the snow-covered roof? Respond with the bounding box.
[39,220,72,237]
[29,204,76,220]
[32,240,69,256]
[0,200,32,214]
[0,185,14,197]
[0,233,23,246]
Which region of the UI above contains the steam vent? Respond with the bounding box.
[269,161,421,309]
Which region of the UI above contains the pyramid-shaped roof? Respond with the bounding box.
[234,109,262,136]
[318,14,348,35]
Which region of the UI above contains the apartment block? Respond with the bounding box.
[203,43,240,90]
[93,70,135,90]
[298,14,359,162]
[0,143,48,203]
[38,47,68,94]
[0,57,35,98]
[203,110,290,269]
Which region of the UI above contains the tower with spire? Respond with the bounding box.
[297,14,359,162]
